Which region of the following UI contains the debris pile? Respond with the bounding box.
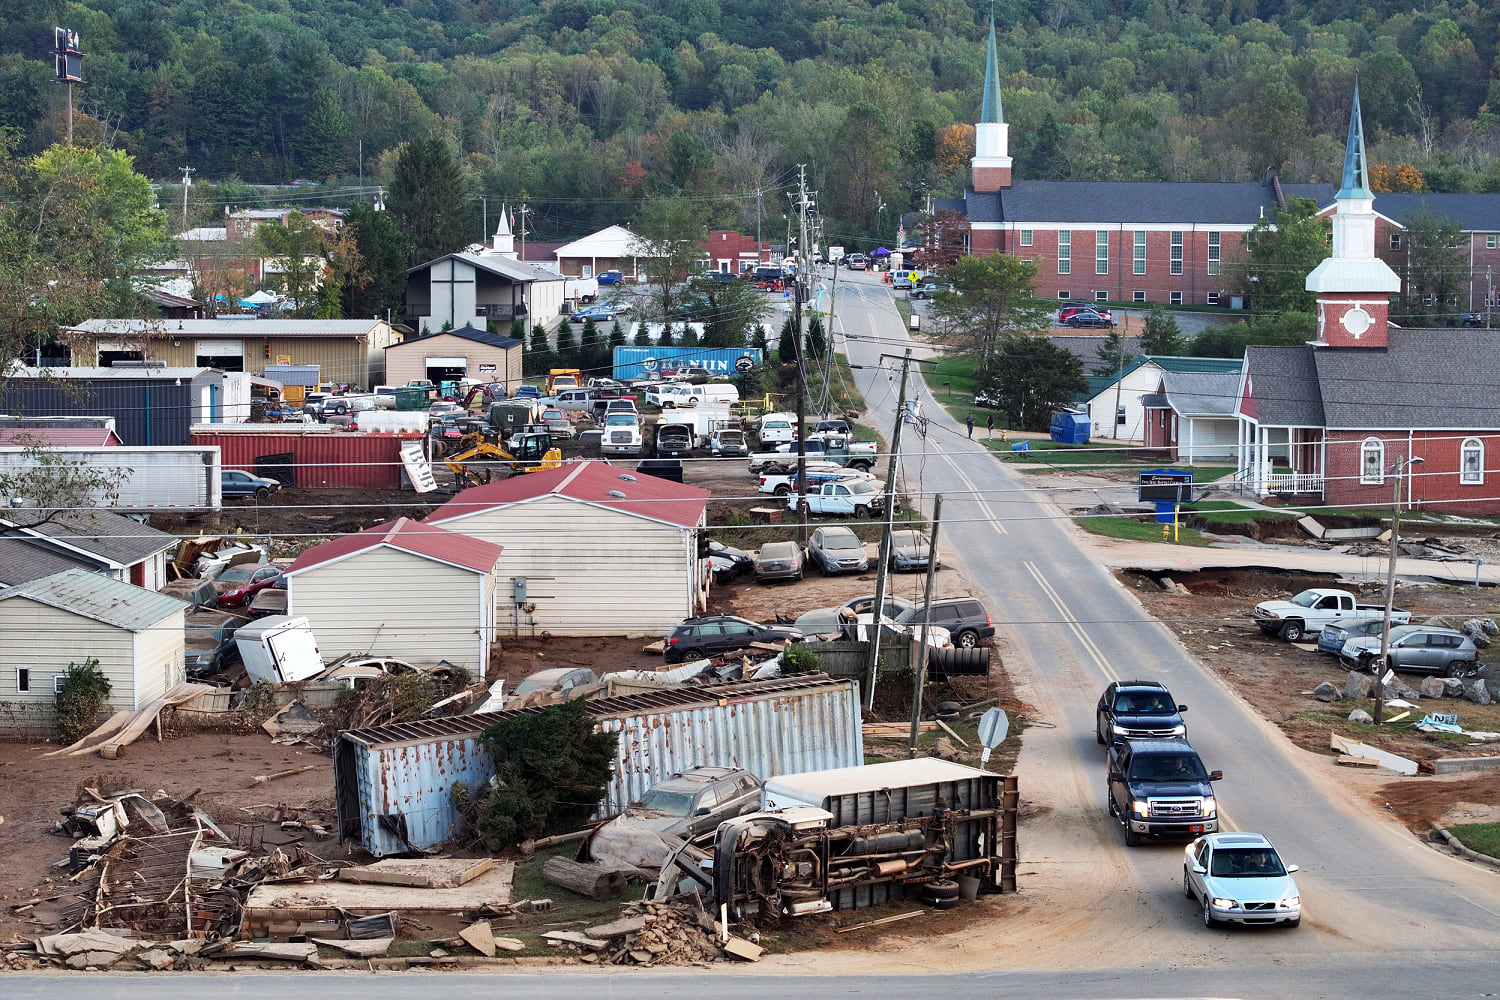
[542,895,756,966]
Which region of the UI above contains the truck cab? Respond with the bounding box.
[1107,739,1221,846]
[795,477,886,517]
[547,368,583,394]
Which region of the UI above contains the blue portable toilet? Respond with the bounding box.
[1050,410,1090,445]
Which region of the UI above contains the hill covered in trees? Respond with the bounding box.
[2,0,1497,245]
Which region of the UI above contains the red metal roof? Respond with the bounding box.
[286,516,503,576]
[0,427,121,447]
[429,461,709,529]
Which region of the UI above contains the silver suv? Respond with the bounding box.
[1339,624,1483,677]
[807,526,869,575]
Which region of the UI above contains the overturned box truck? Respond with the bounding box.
[651,758,1018,918]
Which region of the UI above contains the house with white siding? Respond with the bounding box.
[0,510,178,589]
[283,517,504,672]
[427,462,711,637]
[0,568,187,737]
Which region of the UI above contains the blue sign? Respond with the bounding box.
[612,346,764,381]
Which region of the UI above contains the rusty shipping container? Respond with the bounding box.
[333,675,864,857]
[190,430,421,489]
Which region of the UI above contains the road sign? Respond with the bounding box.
[734,354,754,373]
[1138,468,1193,503]
[977,707,1008,768]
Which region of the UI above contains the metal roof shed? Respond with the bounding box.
[333,675,864,856]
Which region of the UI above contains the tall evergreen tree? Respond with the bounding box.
[1139,308,1186,356]
[579,318,606,375]
[341,201,408,320]
[525,323,551,377]
[633,326,651,346]
[554,320,578,366]
[608,319,626,349]
[387,136,470,265]
[1092,329,1131,376]
[777,316,797,364]
[806,315,827,360]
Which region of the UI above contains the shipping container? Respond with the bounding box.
[1,369,225,445]
[191,430,422,489]
[612,346,763,381]
[333,675,864,856]
[0,445,222,510]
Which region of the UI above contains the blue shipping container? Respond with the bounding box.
[612,346,763,381]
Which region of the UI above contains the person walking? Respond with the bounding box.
[986,414,994,439]
[966,413,975,438]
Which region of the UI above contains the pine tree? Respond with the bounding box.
[1092,329,1132,376]
[608,320,626,348]
[341,201,408,319]
[679,323,699,347]
[387,137,471,264]
[777,316,798,364]
[806,315,827,360]
[579,318,606,375]
[1140,307,1186,357]
[752,324,769,354]
[525,323,551,377]
[633,325,652,346]
[554,320,578,366]
[658,323,673,347]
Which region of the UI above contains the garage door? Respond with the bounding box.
[197,339,245,372]
[426,356,468,385]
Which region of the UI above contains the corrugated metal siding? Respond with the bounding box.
[338,677,863,856]
[0,380,193,446]
[440,498,693,636]
[192,432,420,489]
[290,547,489,668]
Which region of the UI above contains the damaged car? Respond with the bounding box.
[588,766,763,871]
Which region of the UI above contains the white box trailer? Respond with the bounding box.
[235,615,325,685]
[0,444,222,511]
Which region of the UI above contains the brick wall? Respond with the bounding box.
[1323,430,1500,516]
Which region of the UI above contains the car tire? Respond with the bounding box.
[1123,822,1141,847]
[854,504,871,518]
[923,878,962,902]
[1096,717,1106,746]
[955,630,980,649]
[774,485,791,496]
[1184,869,1195,900]
[254,486,271,499]
[686,397,699,407]
[1447,660,1473,678]
[1203,896,1219,928]
[1279,621,1304,642]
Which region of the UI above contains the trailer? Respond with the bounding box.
[0,444,222,511]
[652,758,1018,917]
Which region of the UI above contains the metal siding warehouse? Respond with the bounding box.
[0,375,202,446]
[333,676,864,857]
[191,430,421,488]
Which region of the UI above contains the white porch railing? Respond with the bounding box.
[1265,471,1323,495]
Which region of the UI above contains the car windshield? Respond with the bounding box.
[847,480,877,495]
[542,410,564,420]
[216,566,265,585]
[760,543,797,560]
[1114,691,1174,714]
[606,414,635,426]
[1210,848,1286,878]
[890,531,926,549]
[823,532,861,550]
[1287,590,1322,608]
[1130,754,1207,781]
[637,788,695,815]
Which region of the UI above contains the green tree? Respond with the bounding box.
[469,700,619,849]
[806,315,827,361]
[1092,328,1132,376]
[525,323,552,377]
[631,197,708,322]
[578,318,607,375]
[694,276,769,348]
[932,253,1052,367]
[1191,313,1315,358]
[387,136,471,265]
[342,201,409,320]
[1396,208,1467,325]
[1139,308,1186,356]
[777,315,798,365]
[554,320,578,366]
[632,325,652,347]
[254,211,334,316]
[55,657,112,745]
[977,335,1088,433]
[608,319,626,349]
[679,322,699,347]
[1224,198,1327,315]
[294,89,351,178]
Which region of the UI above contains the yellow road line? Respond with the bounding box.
[1023,560,1118,682]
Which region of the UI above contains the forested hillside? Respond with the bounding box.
[2,0,1497,244]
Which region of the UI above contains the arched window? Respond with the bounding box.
[1360,438,1385,484]
[1461,438,1484,485]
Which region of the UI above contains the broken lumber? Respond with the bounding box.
[310,937,392,958]
[1336,754,1379,768]
[340,857,494,888]
[935,719,970,748]
[246,764,320,788]
[459,920,496,957]
[641,640,666,655]
[836,909,926,933]
[541,857,627,900]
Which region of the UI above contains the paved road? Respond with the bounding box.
[826,270,1500,977]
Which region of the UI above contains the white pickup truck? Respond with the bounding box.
[749,434,878,474]
[759,464,878,496]
[1251,588,1411,643]
[791,477,889,518]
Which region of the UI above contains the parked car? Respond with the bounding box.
[221,470,281,500]
[513,384,542,399]
[894,597,994,649]
[710,428,748,456]
[571,302,620,322]
[214,563,286,608]
[753,540,805,584]
[806,525,870,575]
[1064,309,1114,329]
[540,408,575,439]
[814,419,851,435]
[793,593,917,635]
[1059,301,1112,323]
[512,667,599,697]
[797,477,887,518]
[1184,832,1301,928]
[908,282,953,300]
[184,611,241,678]
[596,269,626,285]
[663,614,803,662]
[887,529,939,572]
[1095,679,1188,744]
[1339,624,1482,676]
[1316,618,1387,656]
[845,253,868,271]
[707,539,754,578]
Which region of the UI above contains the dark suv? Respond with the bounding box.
[1107,738,1222,846]
[664,615,803,663]
[1095,680,1188,744]
[894,598,995,649]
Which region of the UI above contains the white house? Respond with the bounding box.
[0,510,178,589]
[1140,370,1244,463]
[1084,356,1243,444]
[0,568,187,737]
[427,461,711,637]
[283,517,504,672]
[554,224,646,279]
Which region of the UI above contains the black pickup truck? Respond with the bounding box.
[1107,739,1222,847]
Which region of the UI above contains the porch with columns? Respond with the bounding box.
[1236,418,1326,498]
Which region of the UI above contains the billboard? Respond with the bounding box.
[611,346,763,381]
[54,27,82,82]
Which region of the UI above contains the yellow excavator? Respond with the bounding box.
[442,430,562,487]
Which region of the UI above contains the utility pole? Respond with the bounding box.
[1375,456,1423,724]
[518,201,529,261]
[791,165,812,542]
[481,196,488,243]
[179,166,194,233]
[907,493,943,758]
[867,349,912,710]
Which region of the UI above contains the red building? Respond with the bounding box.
[700,230,774,275]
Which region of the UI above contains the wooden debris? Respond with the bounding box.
[1336,754,1379,768]
[935,719,970,748]
[246,764,319,788]
[218,941,318,962]
[310,937,392,958]
[541,857,627,900]
[459,920,496,957]
[722,936,763,962]
[44,683,217,758]
[262,701,323,739]
[341,857,494,889]
[540,930,608,950]
[641,640,666,655]
[836,909,926,933]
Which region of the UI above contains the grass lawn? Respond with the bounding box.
[1075,511,1213,545]
[1447,823,1500,859]
[1182,500,1299,525]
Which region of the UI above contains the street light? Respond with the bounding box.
[1374,455,1423,724]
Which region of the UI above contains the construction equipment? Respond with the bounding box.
[442,431,562,487]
